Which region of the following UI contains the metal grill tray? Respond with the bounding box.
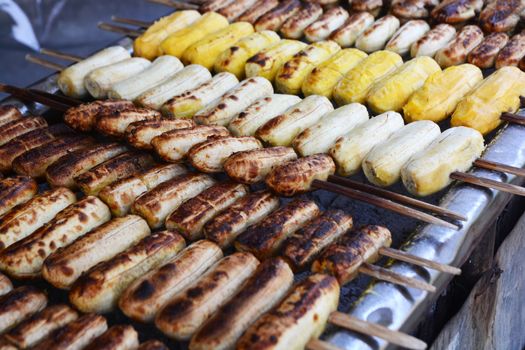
[2,36,525,349]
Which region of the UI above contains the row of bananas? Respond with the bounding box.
[197,0,525,34]
[133,10,525,76]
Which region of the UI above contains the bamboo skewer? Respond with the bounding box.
[474,159,525,177]
[501,112,525,126]
[27,89,82,107]
[146,0,200,10]
[450,172,525,196]
[312,180,460,230]
[327,175,466,221]
[39,48,82,62]
[25,54,65,71]
[326,312,427,350]
[358,263,436,292]
[0,83,71,112]
[378,247,461,275]
[111,16,152,28]
[97,22,144,38]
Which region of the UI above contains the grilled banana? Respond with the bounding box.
[282,210,353,270]
[245,39,307,81]
[333,50,403,105]
[330,111,405,176]
[293,103,369,156]
[0,176,37,218]
[228,94,301,136]
[162,72,239,118]
[134,10,201,60]
[155,252,259,340]
[63,100,134,132]
[119,240,223,323]
[126,119,195,150]
[42,215,150,289]
[152,125,230,162]
[254,0,302,31]
[402,126,484,196]
[32,314,108,350]
[166,183,248,241]
[84,57,151,99]
[385,20,430,55]
[224,146,298,184]
[194,77,274,126]
[257,95,333,146]
[366,56,441,113]
[0,116,47,147]
[0,124,71,173]
[85,325,138,350]
[0,187,76,250]
[69,231,185,313]
[495,32,525,69]
[160,12,229,58]
[266,154,336,196]
[362,121,441,186]
[356,15,400,53]
[312,225,391,283]
[108,56,183,101]
[431,0,483,24]
[4,304,78,349]
[188,136,262,173]
[467,33,509,69]
[12,135,94,178]
[46,143,128,189]
[234,198,319,259]
[204,191,279,248]
[189,258,293,350]
[0,196,111,278]
[99,164,186,217]
[200,0,235,13]
[479,0,524,33]
[95,107,161,138]
[280,3,323,39]
[329,12,374,48]
[435,25,484,68]
[411,24,456,58]
[275,41,341,95]
[304,6,349,42]
[0,287,47,334]
[302,48,368,98]
[132,173,215,229]
[0,105,22,127]
[237,0,279,24]
[58,46,130,98]
[218,0,260,21]
[403,63,483,123]
[236,274,339,350]
[214,31,281,79]
[138,341,169,350]
[182,22,254,69]
[451,66,525,135]
[75,152,155,196]
[136,65,212,110]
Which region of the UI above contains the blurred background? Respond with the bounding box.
[0,0,172,99]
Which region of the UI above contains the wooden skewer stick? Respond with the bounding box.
[39,48,82,62]
[97,22,144,38]
[358,262,436,292]
[474,159,525,177]
[327,312,427,350]
[27,89,82,107]
[111,16,152,28]
[25,54,65,71]
[312,180,459,230]
[146,0,200,10]
[379,247,461,275]
[307,339,342,350]
[450,172,525,197]
[501,112,525,126]
[327,175,466,221]
[0,83,71,112]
